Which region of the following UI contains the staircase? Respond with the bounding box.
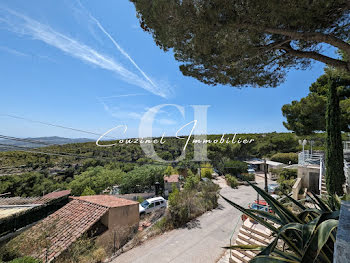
[320,176,327,196]
[230,219,273,263]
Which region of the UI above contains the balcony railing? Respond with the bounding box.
[298,151,324,166]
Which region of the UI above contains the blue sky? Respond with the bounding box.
[0,0,331,139]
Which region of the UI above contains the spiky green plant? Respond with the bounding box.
[222,183,339,263]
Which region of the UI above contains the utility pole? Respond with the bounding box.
[264,159,268,192]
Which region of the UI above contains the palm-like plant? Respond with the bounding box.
[222,183,339,263]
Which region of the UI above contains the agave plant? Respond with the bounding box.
[222,182,339,263]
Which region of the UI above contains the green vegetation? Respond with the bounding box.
[201,163,213,179]
[119,165,166,194]
[166,179,219,228]
[56,236,106,263]
[223,160,247,176]
[240,173,255,182]
[0,172,63,197]
[132,0,350,87]
[222,183,340,262]
[0,132,330,197]
[69,166,124,196]
[326,77,346,195]
[183,173,200,190]
[164,165,177,176]
[225,174,238,188]
[80,186,96,196]
[276,169,297,194]
[8,257,41,263]
[282,70,350,135]
[270,152,298,164]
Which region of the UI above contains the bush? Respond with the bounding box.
[9,257,41,263]
[270,152,298,164]
[168,181,219,227]
[201,163,213,179]
[280,169,297,180]
[153,217,171,232]
[276,169,297,194]
[137,196,145,203]
[225,174,238,188]
[240,173,255,181]
[81,186,96,196]
[184,174,200,190]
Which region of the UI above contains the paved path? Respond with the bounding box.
[112,177,266,263]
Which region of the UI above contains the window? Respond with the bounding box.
[141,200,149,208]
[155,201,160,206]
[149,203,155,208]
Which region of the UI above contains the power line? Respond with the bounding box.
[0,113,116,139]
[0,144,87,158]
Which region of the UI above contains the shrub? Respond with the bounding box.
[201,163,213,179]
[137,196,145,203]
[184,174,200,190]
[240,173,255,181]
[280,168,297,179]
[270,152,298,164]
[203,169,213,179]
[81,186,96,196]
[225,174,238,188]
[9,257,41,263]
[276,168,297,194]
[168,181,219,227]
[153,217,171,232]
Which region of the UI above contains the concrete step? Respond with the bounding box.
[238,232,268,247]
[240,228,271,245]
[229,254,243,263]
[242,221,271,239]
[231,250,251,263]
[237,247,257,259]
[236,237,249,246]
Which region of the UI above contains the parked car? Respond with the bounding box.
[247,168,255,174]
[139,196,166,215]
[241,200,274,222]
[268,183,279,194]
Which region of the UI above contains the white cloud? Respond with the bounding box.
[0,46,29,57]
[0,7,171,98]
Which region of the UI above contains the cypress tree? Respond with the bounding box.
[325,78,345,195]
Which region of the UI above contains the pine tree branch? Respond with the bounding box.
[264,28,350,56]
[280,44,350,72]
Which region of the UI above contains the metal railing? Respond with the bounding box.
[298,151,324,166]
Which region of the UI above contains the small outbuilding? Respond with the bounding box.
[164,174,180,194]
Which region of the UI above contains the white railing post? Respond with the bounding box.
[319,157,323,193]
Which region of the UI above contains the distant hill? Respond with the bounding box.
[0,136,94,152]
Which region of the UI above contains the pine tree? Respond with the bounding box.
[325,78,345,195]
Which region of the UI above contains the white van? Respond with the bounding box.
[139,197,166,215]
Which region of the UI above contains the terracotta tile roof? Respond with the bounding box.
[72,195,138,208]
[164,174,180,183]
[42,190,71,199]
[29,199,108,262]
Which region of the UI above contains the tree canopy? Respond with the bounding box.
[131,0,350,87]
[282,69,350,135]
